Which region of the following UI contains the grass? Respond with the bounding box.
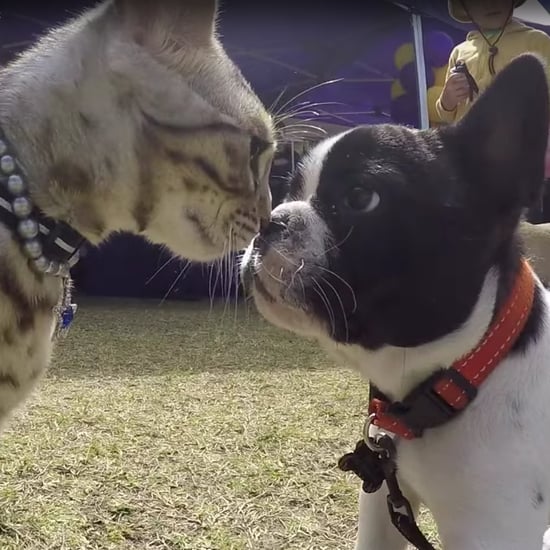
[0,299,439,549]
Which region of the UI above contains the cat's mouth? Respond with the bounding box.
[186,212,214,247]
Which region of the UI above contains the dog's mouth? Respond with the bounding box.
[245,245,295,304]
[242,235,307,309]
[251,268,277,304]
[241,201,356,340]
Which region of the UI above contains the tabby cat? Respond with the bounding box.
[0,0,274,428]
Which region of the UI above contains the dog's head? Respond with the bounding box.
[242,54,549,351]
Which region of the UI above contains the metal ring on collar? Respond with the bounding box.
[363,413,390,453]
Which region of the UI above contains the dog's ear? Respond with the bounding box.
[449,54,549,214]
[114,0,218,48]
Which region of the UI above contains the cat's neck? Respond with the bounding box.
[0,6,140,245]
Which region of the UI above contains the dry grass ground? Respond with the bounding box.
[0,299,439,549]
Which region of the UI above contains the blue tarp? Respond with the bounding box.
[0,2,482,128]
[1,1,549,298]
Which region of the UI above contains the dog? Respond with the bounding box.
[242,54,550,549]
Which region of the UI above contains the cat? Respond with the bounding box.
[0,0,275,428]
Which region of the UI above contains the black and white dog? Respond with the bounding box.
[242,55,550,549]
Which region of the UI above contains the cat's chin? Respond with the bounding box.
[145,224,249,264]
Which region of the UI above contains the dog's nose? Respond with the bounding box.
[259,215,271,233]
[261,219,288,240]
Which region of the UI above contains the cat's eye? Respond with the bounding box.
[344,187,380,213]
[250,136,271,160]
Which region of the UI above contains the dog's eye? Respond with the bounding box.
[344,187,380,213]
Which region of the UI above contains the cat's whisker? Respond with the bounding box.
[272,80,344,117]
[223,227,235,315]
[275,103,349,131]
[159,260,192,306]
[279,131,324,143]
[145,254,177,286]
[268,85,289,114]
[219,242,228,313]
[274,112,321,127]
[279,126,327,140]
[281,122,327,133]
[209,261,219,313]
[233,236,241,326]
[275,101,347,123]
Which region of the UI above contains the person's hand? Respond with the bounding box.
[440,71,470,111]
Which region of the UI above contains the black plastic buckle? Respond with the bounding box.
[386,368,478,436]
[338,439,385,494]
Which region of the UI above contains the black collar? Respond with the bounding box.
[0,127,85,276]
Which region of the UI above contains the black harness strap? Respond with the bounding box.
[339,434,436,550]
[339,384,437,550]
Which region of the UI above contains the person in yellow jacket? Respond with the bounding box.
[434,0,550,124]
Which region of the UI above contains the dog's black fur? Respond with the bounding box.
[271,54,548,351]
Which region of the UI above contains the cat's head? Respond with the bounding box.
[242,54,548,349]
[1,0,275,262]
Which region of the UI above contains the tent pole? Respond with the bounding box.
[411,12,430,129]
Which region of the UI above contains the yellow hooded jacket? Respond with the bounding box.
[434,19,550,124]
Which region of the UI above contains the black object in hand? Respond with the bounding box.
[453,60,479,101]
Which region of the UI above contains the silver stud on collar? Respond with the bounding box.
[23,238,43,259]
[12,196,32,218]
[0,130,80,277]
[0,155,15,174]
[33,256,50,273]
[7,174,25,196]
[17,218,39,239]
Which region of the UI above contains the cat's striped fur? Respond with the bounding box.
[0,0,275,427]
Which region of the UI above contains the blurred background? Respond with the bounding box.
[2,0,550,301]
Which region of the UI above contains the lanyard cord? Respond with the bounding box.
[459,1,514,75]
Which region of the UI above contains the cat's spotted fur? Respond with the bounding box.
[0,0,275,427]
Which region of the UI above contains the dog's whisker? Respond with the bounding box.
[318,227,354,257]
[262,266,287,286]
[318,274,349,342]
[316,265,357,314]
[289,259,305,287]
[256,238,299,268]
[297,273,307,301]
[312,277,336,338]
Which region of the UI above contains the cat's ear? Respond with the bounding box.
[113,0,219,48]
[448,54,549,214]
